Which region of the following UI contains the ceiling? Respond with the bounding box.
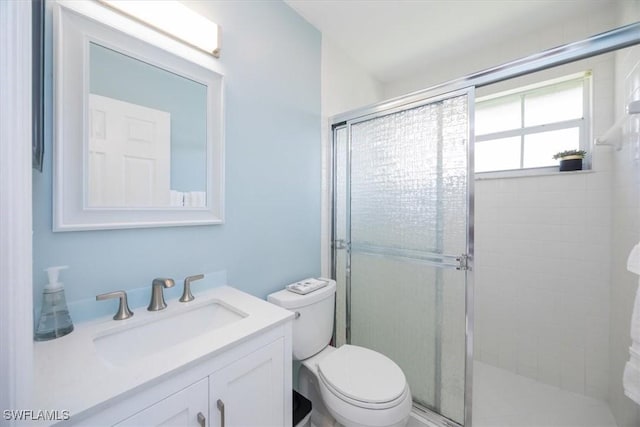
[284,0,619,84]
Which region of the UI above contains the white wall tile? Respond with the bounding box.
[587,172,613,191]
[517,337,538,378]
[560,344,586,394]
[585,368,610,400]
[475,160,612,399]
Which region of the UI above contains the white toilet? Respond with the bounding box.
[268,279,412,427]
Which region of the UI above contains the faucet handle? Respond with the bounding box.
[96,290,134,320]
[180,274,204,303]
[152,278,175,289]
[148,278,175,311]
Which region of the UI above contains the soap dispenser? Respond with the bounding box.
[35,265,74,341]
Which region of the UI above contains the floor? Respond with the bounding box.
[473,361,617,427]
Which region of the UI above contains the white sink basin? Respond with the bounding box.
[93,301,246,366]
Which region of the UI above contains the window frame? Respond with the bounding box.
[474,72,592,176]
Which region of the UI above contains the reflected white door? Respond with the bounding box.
[88,94,171,207]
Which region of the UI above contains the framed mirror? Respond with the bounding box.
[53,1,224,231]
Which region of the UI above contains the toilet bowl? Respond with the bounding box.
[268,279,412,427]
[312,345,412,427]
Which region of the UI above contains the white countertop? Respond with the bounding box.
[33,286,293,422]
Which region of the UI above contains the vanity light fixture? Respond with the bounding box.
[98,0,221,57]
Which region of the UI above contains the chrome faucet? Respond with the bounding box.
[148,278,175,311]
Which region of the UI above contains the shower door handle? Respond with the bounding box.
[334,239,348,250]
[456,254,470,271]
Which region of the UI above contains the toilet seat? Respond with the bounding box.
[319,372,410,410]
[317,345,407,409]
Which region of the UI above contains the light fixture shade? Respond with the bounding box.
[99,0,220,57]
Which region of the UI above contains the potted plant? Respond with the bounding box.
[552,149,586,171]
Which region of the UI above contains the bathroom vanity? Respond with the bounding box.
[33,286,293,426]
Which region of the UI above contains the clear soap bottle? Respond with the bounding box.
[35,266,74,341]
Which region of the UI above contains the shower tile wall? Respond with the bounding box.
[474,165,612,399]
[473,48,617,401]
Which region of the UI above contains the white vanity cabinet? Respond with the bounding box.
[114,338,286,427]
[209,338,285,427]
[113,378,208,427]
[68,322,292,427]
[34,287,293,427]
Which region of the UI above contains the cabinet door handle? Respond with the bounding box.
[197,412,206,427]
[216,399,225,427]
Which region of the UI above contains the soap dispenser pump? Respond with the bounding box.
[35,265,74,341]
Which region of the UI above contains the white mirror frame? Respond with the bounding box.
[53,1,224,231]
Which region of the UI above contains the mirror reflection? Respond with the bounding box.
[88,42,207,208]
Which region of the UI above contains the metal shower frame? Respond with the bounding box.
[329,22,640,427]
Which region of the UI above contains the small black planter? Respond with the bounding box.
[559,157,583,171]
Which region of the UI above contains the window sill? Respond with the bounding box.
[474,166,594,180]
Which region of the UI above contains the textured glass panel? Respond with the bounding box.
[350,256,466,422]
[475,136,521,172]
[350,254,437,407]
[525,80,583,127]
[350,95,468,256]
[476,96,521,135]
[348,94,468,425]
[439,267,466,423]
[523,127,580,168]
[334,127,348,347]
[441,97,470,259]
[335,127,347,242]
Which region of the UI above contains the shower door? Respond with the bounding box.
[332,88,474,426]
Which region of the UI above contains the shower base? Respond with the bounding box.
[473,361,617,427]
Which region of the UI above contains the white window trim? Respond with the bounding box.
[475,166,595,181]
[475,72,592,176]
[475,118,585,142]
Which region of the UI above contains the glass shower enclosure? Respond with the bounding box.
[332,88,474,426]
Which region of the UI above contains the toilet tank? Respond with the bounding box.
[268,279,336,360]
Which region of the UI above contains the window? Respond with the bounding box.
[475,73,591,173]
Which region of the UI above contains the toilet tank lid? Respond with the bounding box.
[267,279,336,309]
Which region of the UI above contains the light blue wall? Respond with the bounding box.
[89,42,207,192]
[33,1,321,319]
